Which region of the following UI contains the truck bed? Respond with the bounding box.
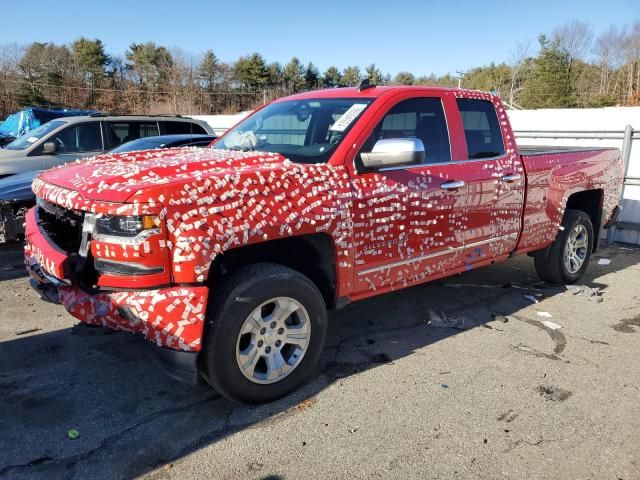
[518,145,616,156]
[515,145,622,255]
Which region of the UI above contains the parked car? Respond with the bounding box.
[0,170,38,243]
[109,133,216,153]
[0,134,216,243]
[24,85,623,403]
[0,114,213,178]
[0,107,95,148]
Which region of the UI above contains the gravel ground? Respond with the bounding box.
[0,244,639,480]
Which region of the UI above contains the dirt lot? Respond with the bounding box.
[0,244,639,480]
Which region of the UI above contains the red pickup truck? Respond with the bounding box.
[25,86,623,403]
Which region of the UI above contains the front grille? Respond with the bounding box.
[37,199,84,253]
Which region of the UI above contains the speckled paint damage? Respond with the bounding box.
[23,87,623,354]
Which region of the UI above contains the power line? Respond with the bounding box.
[0,78,268,97]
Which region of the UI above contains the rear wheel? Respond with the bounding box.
[201,263,327,403]
[534,209,594,284]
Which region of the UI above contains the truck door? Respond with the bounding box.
[453,96,524,267]
[348,94,467,296]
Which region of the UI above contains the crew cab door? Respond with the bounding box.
[347,92,525,298]
[348,93,467,296]
[452,95,525,266]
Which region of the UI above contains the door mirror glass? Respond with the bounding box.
[360,138,425,169]
[42,141,58,155]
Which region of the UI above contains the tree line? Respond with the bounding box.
[0,19,638,118]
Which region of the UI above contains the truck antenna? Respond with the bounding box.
[357,78,376,92]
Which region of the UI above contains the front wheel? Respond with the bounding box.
[201,263,327,403]
[534,209,594,284]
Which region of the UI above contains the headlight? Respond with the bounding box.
[95,215,158,237]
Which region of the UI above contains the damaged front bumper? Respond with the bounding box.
[24,207,209,385]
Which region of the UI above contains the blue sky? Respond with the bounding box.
[2,0,638,76]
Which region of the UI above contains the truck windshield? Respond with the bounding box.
[5,121,65,151]
[213,98,372,164]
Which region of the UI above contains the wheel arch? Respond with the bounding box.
[565,188,603,252]
[206,233,339,309]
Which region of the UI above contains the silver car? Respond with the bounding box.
[0,114,213,177]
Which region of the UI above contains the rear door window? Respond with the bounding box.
[456,99,505,159]
[106,121,160,147]
[163,121,208,135]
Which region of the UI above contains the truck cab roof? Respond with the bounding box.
[282,85,486,101]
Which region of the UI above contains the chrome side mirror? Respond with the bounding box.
[360,138,425,169]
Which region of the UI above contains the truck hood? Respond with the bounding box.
[37,147,293,203]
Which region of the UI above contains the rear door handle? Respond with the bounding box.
[440,180,466,190]
[502,174,522,183]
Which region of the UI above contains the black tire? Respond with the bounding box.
[201,263,327,403]
[534,209,594,284]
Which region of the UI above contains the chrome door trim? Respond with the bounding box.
[440,180,466,190]
[357,233,518,276]
[377,153,510,173]
[502,174,522,183]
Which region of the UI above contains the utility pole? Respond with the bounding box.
[456,70,466,89]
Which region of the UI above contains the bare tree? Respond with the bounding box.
[552,19,594,67]
[593,26,626,98]
[0,44,24,116]
[622,21,640,103]
[506,40,531,108]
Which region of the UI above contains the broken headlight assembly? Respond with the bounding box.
[90,214,166,277]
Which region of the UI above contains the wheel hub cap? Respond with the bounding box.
[563,224,589,274]
[235,297,311,385]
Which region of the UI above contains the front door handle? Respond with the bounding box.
[440,180,466,190]
[502,174,522,183]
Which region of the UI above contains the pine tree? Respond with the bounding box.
[232,53,268,90]
[283,57,305,92]
[342,66,361,86]
[304,62,320,90]
[323,66,342,87]
[520,35,576,108]
[198,50,220,91]
[365,64,383,85]
[72,38,109,105]
[394,71,415,85]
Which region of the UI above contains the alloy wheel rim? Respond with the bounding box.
[235,297,311,385]
[563,224,589,274]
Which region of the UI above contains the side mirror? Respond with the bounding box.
[42,141,58,155]
[360,138,425,169]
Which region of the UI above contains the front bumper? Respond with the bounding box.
[24,205,209,381]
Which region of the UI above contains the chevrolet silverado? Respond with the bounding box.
[24,85,623,403]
